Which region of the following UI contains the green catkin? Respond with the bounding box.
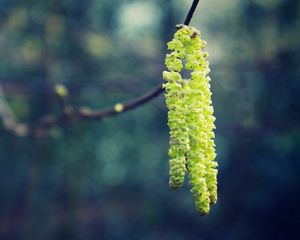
[163,25,218,215]
[163,71,188,189]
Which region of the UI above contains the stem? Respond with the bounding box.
[184,0,200,26]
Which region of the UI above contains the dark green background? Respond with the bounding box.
[0,0,299,239]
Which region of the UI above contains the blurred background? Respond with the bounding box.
[0,0,300,239]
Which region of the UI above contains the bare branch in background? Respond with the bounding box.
[0,86,28,136]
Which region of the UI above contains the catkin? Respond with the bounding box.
[163,25,218,215]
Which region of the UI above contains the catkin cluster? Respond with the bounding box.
[163,25,218,215]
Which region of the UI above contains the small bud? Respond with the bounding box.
[54,84,68,97]
[176,24,185,29]
[114,103,124,112]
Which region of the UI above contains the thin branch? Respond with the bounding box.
[1,0,201,137]
[31,85,164,134]
[184,0,200,25]
[79,85,164,119]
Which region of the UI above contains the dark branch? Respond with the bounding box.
[29,85,163,136]
[184,0,200,25]
[1,0,201,137]
[80,85,164,119]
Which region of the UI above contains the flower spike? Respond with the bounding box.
[163,25,218,215]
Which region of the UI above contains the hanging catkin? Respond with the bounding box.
[163,25,218,215]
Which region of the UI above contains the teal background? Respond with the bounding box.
[0,0,299,239]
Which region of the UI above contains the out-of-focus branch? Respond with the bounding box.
[0,86,28,136]
[0,0,201,137]
[54,83,71,115]
[31,85,164,135]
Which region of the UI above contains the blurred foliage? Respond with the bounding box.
[0,0,300,239]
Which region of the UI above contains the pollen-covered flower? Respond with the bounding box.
[163,25,218,215]
[163,71,188,189]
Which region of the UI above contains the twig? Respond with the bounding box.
[32,85,164,132]
[184,0,200,25]
[54,83,73,115]
[1,0,201,137]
